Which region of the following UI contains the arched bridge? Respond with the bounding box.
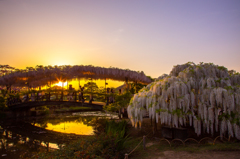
[7,90,110,111]
[1,64,152,112]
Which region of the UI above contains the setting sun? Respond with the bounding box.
[55,81,67,87]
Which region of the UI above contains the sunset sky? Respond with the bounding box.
[1,0,240,79]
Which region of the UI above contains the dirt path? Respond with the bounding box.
[154,151,240,159]
[128,142,240,159]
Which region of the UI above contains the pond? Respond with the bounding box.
[0,111,119,158]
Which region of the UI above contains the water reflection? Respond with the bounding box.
[0,125,66,158]
[35,122,94,135]
[32,111,119,135]
[0,111,119,158]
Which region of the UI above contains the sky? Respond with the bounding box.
[1,0,240,79]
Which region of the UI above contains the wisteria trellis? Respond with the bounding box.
[0,65,152,88]
[127,62,240,139]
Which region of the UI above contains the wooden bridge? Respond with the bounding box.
[7,90,111,111]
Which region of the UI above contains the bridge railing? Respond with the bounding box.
[6,90,117,106]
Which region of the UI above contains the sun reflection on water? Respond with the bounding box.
[33,112,119,136]
[40,122,94,135]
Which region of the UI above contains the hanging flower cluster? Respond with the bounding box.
[127,62,240,139]
[0,65,152,88]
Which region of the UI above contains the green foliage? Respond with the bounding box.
[93,86,107,102]
[215,78,222,83]
[189,67,195,75]
[129,82,147,94]
[196,65,203,69]
[177,95,185,99]
[186,61,195,65]
[103,91,132,112]
[172,109,184,117]
[156,109,168,113]
[146,75,154,82]
[218,66,227,71]
[104,120,129,150]
[218,112,230,121]
[84,82,99,93]
[163,81,169,90]
[38,106,50,115]
[0,95,8,111]
[0,89,22,110]
[0,89,8,97]
[224,86,234,91]
[218,112,240,126]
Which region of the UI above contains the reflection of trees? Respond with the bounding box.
[0,130,39,156]
[36,122,48,129]
[0,122,82,154]
[75,116,97,126]
[0,130,60,157]
[0,113,111,157]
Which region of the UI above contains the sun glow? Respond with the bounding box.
[55,81,67,87]
[53,79,124,90]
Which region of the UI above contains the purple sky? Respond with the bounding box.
[0,0,240,78]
